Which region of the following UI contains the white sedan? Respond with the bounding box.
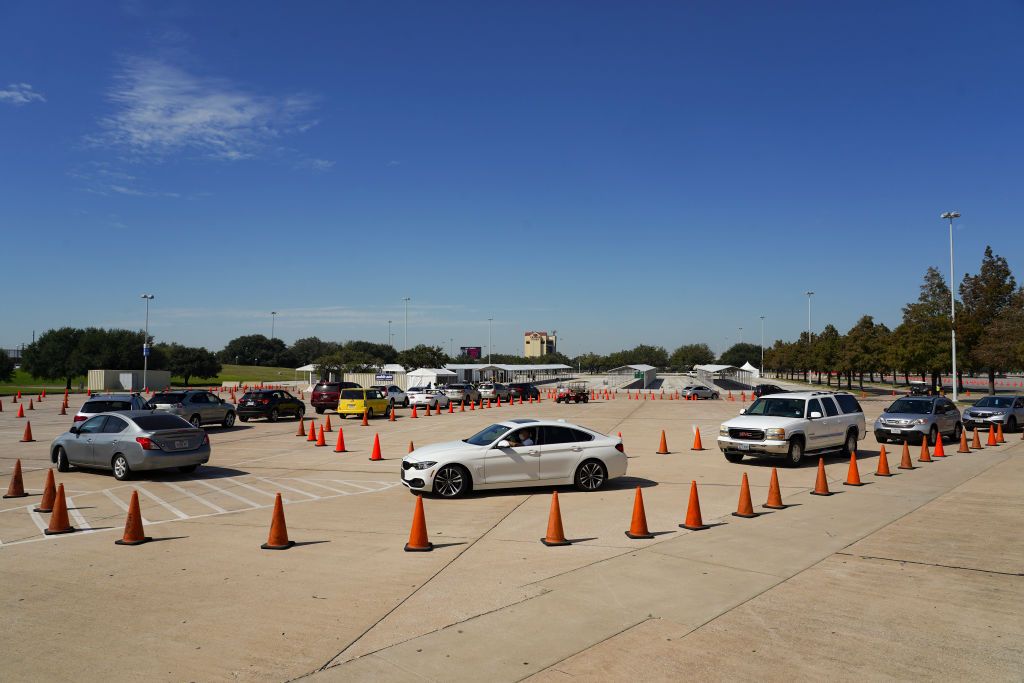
[407,386,451,409]
[400,419,627,498]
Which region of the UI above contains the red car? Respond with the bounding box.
[310,381,362,414]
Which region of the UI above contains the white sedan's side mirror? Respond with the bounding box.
[496,440,511,448]
[739,408,746,414]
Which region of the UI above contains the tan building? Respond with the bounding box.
[524,330,557,358]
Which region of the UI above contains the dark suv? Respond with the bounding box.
[237,390,305,422]
[753,384,786,398]
[311,381,362,414]
[508,382,540,400]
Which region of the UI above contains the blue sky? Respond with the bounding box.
[2,1,1022,358]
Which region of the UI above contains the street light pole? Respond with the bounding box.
[388,320,392,347]
[140,294,154,390]
[450,337,454,358]
[487,318,493,364]
[402,297,411,350]
[759,315,765,375]
[805,291,814,344]
[271,311,277,340]
[942,211,961,401]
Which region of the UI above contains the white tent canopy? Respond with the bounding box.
[406,368,457,388]
[740,361,761,378]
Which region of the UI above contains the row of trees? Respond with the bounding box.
[764,247,1023,394]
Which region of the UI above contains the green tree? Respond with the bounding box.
[20,327,85,390]
[161,344,222,385]
[812,324,842,385]
[718,342,761,369]
[0,350,14,382]
[219,335,291,366]
[900,267,954,391]
[960,247,1018,394]
[396,344,449,371]
[971,289,1024,384]
[669,343,715,371]
[289,337,340,366]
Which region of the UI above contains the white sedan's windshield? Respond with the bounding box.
[464,423,511,446]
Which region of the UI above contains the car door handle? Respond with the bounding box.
[527,450,540,456]
[571,447,583,452]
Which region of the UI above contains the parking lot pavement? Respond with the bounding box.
[1,391,1020,681]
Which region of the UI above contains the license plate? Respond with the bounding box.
[890,429,902,434]
[738,443,749,451]
[174,440,189,449]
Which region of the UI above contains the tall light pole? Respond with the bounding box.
[402,297,411,350]
[270,311,278,340]
[942,211,960,401]
[487,318,493,364]
[804,291,814,344]
[759,315,766,375]
[449,337,454,358]
[140,294,154,390]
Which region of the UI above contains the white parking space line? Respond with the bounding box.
[193,480,260,508]
[296,479,352,495]
[136,487,188,520]
[163,482,228,514]
[336,480,378,492]
[258,478,320,500]
[102,489,151,526]
[231,480,279,500]
[28,507,48,533]
[64,496,92,531]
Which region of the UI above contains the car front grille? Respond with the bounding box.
[729,428,765,441]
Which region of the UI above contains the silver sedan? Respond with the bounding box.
[50,411,211,481]
[681,385,719,400]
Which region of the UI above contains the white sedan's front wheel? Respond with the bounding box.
[433,465,469,498]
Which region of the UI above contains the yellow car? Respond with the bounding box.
[336,388,392,419]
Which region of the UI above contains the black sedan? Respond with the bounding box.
[752,384,786,398]
[508,383,540,400]
[237,390,306,422]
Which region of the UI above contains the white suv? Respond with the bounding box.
[718,391,865,466]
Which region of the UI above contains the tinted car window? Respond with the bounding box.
[79,416,107,433]
[102,416,129,434]
[82,400,134,412]
[133,414,194,430]
[569,428,593,442]
[150,392,186,404]
[834,394,864,414]
[746,398,805,418]
[821,397,839,417]
[886,399,932,415]
[807,399,823,417]
[315,383,340,391]
[340,389,364,400]
[542,426,580,445]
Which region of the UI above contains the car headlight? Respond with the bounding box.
[412,461,436,470]
[913,418,928,425]
[993,410,1006,416]
[719,426,729,436]
[765,428,786,441]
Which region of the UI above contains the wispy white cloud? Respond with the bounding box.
[93,58,315,160]
[295,157,335,172]
[69,161,184,198]
[0,83,45,105]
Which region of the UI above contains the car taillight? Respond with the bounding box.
[73,415,87,422]
[202,433,210,445]
[261,399,270,404]
[615,443,624,453]
[136,436,156,450]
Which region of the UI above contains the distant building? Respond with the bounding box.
[524,330,557,358]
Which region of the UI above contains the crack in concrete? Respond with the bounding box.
[834,552,1023,577]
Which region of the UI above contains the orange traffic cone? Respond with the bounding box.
[898,441,915,470]
[315,425,326,447]
[115,490,151,545]
[844,452,864,486]
[957,430,971,453]
[461,400,466,412]
[59,403,66,416]
[470,400,475,411]
[733,473,758,518]
[971,428,982,449]
[875,446,893,477]
[333,428,347,453]
[44,483,75,535]
[541,491,571,546]
[656,430,669,454]
[919,439,932,463]
[34,469,56,512]
[997,422,1005,443]
[487,399,492,409]
[810,457,833,496]
[680,481,708,530]
[411,405,419,418]
[325,415,333,432]
[260,493,294,549]
[691,427,704,451]
[764,467,786,509]
[295,417,306,436]
[28,399,34,411]
[389,406,396,422]
[933,436,947,458]
[625,487,653,539]
[986,427,997,446]
[4,459,28,498]
[404,495,433,552]
[16,404,24,418]
[408,440,415,454]
[20,421,34,442]
[369,433,382,461]
[424,404,431,417]
[307,422,317,441]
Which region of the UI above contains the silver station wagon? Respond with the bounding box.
[50,411,211,480]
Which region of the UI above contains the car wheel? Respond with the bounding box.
[222,411,236,428]
[178,464,199,474]
[784,438,804,467]
[367,408,374,419]
[953,421,963,442]
[876,436,887,444]
[403,399,409,408]
[724,452,744,463]
[841,429,857,457]
[239,415,250,422]
[928,425,939,446]
[112,454,130,481]
[1007,417,1017,434]
[269,408,279,423]
[315,407,325,414]
[296,406,305,419]
[189,415,202,428]
[55,446,70,472]
[433,465,469,498]
[574,460,607,491]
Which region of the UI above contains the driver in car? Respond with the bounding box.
[510,429,535,447]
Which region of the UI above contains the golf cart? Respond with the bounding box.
[555,381,589,404]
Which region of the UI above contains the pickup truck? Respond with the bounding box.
[717,391,865,466]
